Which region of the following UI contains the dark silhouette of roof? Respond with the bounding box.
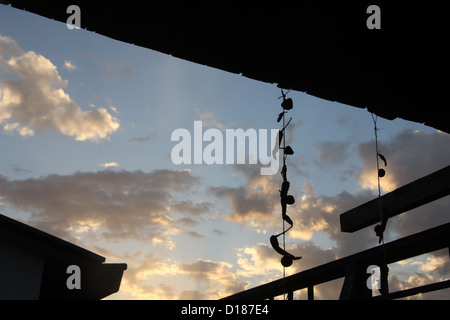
[0,1,448,133]
[0,214,127,299]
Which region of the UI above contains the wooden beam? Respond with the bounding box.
[340,165,450,233]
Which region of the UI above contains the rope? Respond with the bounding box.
[269,89,302,299]
[371,113,389,298]
[281,108,287,300]
[281,92,287,299]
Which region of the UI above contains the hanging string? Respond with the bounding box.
[269,89,301,299]
[282,100,287,299]
[371,113,389,298]
[372,114,382,204]
[282,101,287,267]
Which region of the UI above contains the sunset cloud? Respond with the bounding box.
[357,129,450,193]
[0,34,119,141]
[120,255,249,300]
[0,169,202,245]
[100,161,119,168]
[209,164,280,232]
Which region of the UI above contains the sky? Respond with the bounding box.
[0,4,449,300]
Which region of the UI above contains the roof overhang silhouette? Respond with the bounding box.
[1,1,448,133]
[0,214,127,299]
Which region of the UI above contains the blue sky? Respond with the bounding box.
[1,4,449,299]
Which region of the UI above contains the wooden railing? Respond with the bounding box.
[222,166,450,300]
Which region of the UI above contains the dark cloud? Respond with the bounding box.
[0,169,202,244]
[178,259,221,280]
[175,217,199,227]
[183,231,204,239]
[334,113,360,138]
[129,130,157,142]
[357,129,450,190]
[213,229,226,236]
[101,60,133,81]
[209,163,279,224]
[170,200,212,215]
[314,140,351,169]
[10,164,32,175]
[210,185,275,221]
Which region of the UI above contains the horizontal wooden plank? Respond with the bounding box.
[340,165,450,233]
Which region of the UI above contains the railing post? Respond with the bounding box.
[287,291,293,300]
[308,285,314,300]
[339,263,372,300]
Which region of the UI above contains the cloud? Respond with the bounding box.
[63,60,77,71]
[209,164,280,230]
[120,255,249,300]
[289,181,378,256]
[100,162,119,168]
[416,252,449,275]
[210,185,276,222]
[169,200,212,216]
[209,163,376,258]
[178,259,231,282]
[194,108,227,130]
[10,164,32,175]
[176,259,249,299]
[109,105,119,114]
[213,229,226,236]
[387,271,450,300]
[314,140,350,169]
[102,60,133,80]
[0,169,203,245]
[0,34,119,141]
[334,113,360,137]
[357,129,450,192]
[129,129,157,142]
[236,243,284,281]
